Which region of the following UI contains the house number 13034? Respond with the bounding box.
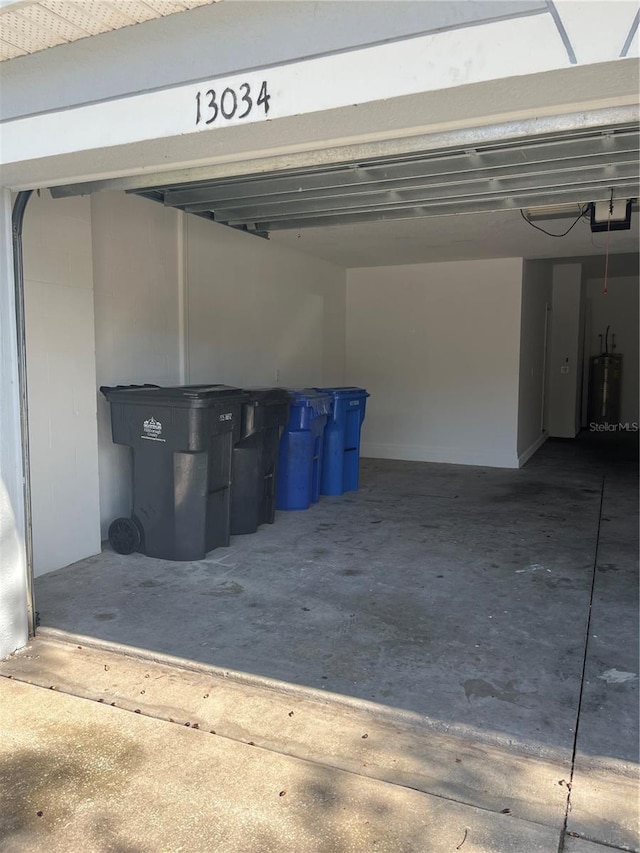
[195,80,271,126]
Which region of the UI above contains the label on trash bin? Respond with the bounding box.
[219,412,233,422]
[349,400,360,407]
[141,416,166,442]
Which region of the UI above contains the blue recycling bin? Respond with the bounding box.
[276,390,331,511]
[315,387,369,496]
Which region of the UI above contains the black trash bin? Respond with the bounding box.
[100,384,248,561]
[231,388,291,535]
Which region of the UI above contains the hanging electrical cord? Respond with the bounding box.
[602,190,614,296]
[519,205,590,237]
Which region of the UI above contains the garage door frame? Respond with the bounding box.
[5,101,640,644]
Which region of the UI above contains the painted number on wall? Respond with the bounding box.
[195,81,271,126]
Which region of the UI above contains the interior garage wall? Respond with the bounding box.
[92,194,345,537]
[585,275,639,425]
[546,263,584,438]
[346,258,524,468]
[92,192,181,538]
[23,191,101,576]
[185,216,346,388]
[517,260,552,463]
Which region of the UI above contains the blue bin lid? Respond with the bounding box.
[286,388,332,417]
[314,386,370,399]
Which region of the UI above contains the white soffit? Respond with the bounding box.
[0,0,218,61]
[2,4,638,168]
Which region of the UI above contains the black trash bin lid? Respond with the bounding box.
[241,387,293,404]
[151,384,245,399]
[100,384,247,405]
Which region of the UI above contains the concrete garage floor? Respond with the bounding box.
[31,434,639,848]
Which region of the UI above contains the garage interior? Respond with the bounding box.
[17,124,639,846]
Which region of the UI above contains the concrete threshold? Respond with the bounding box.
[4,633,637,852]
[3,634,571,833]
[1,675,562,853]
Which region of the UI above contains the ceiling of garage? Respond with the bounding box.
[133,126,639,232]
[267,207,640,269]
[0,0,217,61]
[127,123,640,267]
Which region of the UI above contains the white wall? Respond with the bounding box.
[517,260,552,463]
[92,195,344,535]
[585,276,639,425]
[346,258,524,468]
[546,263,583,438]
[186,216,345,387]
[92,193,182,538]
[23,192,101,577]
[0,189,29,658]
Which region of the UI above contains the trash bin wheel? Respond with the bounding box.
[108,517,141,555]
